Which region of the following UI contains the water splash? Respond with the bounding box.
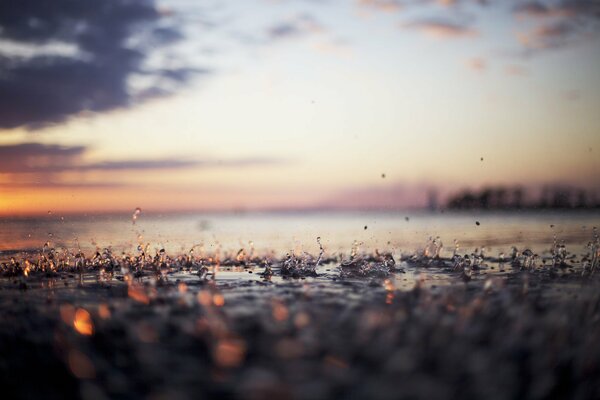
[520,249,536,270]
[452,255,464,271]
[423,236,443,259]
[280,252,318,278]
[340,250,395,278]
[583,227,599,276]
[132,207,142,225]
[314,236,324,268]
[551,238,568,268]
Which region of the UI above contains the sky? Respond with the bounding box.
[0,0,599,215]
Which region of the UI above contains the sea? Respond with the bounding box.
[1,210,598,259]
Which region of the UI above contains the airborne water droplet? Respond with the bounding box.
[132,207,142,225]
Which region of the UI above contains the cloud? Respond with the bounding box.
[505,64,529,76]
[514,2,567,19]
[357,0,403,13]
[516,20,587,50]
[1,181,127,189]
[0,0,204,130]
[402,19,478,39]
[268,14,325,40]
[513,1,600,51]
[514,1,598,20]
[417,0,489,8]
[466,57,487,72]
[0,143,284,175]
[0,143,87,173]
[439,0,489,6]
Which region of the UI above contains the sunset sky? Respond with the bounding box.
[0,0,599,215]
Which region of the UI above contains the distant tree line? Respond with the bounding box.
[445,186,599,210]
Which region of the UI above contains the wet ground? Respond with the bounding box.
[1,238,599,400]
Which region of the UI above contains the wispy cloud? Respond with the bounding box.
[0,143,285,176]
[268,14,325,40]
[516,20,577,50]
[402,18,478,39]
[466,57,487,72]
[505,64,529,77]
[357,0,403,14]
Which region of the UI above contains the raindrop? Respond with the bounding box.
[475,221,480,226]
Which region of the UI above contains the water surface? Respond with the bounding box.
[1,210,597,258]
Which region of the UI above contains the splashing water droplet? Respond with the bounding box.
[132,207,142,225]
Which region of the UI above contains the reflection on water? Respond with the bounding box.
[0,210,598,257]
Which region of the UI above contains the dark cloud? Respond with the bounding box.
[0,0,203,130]
[269,24,303,39]
[514,1,600,51]
[514,1,600,20]
[0,142,284,175]
[514,2,560,18]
